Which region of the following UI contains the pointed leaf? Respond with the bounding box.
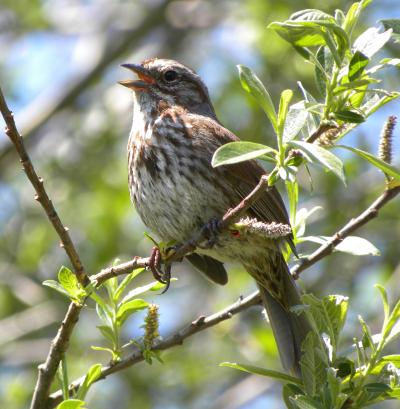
[220,362,302,385]
[335,236,380,256]
[76,363,102,400]
[56,400,86,409]
[212,141,276,167]
[278,89,294,141]
[237,65,277,132]
[288,140,346,184]
[300,331,328,396]
[336,145,400,180]
[43,280,71,299]
[333,110,365,123]
[116,299,149,325]
[97,325,116,344]
[348,51,369,81]
[120,280,172,304]
[290,394,324,409]
[114,268,146,301]
[354,27,392,58]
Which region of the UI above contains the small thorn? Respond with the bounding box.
[34,194,39,201]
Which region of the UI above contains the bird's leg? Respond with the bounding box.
[198,217,222,249]
[147,246,166,284]
[147,246,175,291]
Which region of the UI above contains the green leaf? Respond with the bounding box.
[116,299,149,326]
[371,355,400,375]
[375,285,390,325]
[335,236,380,256]
[282,383,304,409]
[97,325,116,345]
[343,1,372,37]
[58,266,85,302]
[220,362,302,385]
[333,78,378,94]
[114,268,146,301]
[301,294,348,356]
[348,51,369,81]
[293,206,322,238]
[288,140,346,184]
[333,110,365,123]
[237,65,277,132]
[56,400,86,409]
[91,346,118,361]
[120,280,172,304]
[290,394,323,409]
[43,280,71,299]
[336,145,400,180]
[300,331,328,396]
[76,363,102,400]
[96,303,113,327]
[354,27,392,58]
[364,382,392,394]
[359,315,376,352]
[283,101,309,142]
[278,89,294,142]
[212,141,276,167]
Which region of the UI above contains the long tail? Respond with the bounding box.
[246,254,311,377]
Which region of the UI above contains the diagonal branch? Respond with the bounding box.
[0,89,90,409]
[46,291,262,408]
[291,186,400,279]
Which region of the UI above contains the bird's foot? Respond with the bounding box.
[198,217,222,249]
[147,246,172,292]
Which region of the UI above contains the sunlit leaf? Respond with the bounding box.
[114,268,146,301]
[277,89,294,141]
[333,110,365,123]
[116,299,149,325]
[220,362,302,385]
[288,140,346,184]
[76,363,102,400]
[348,51,369,81]
[354,27,392,58]
[237,65,278,132]
[336,145,400,180]
[212,141,276,167]
[55,400,86,409]
[43,280,71,299]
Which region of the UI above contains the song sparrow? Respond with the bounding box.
[119,58,310,375]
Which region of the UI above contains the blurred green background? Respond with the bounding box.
[0,1,399,408]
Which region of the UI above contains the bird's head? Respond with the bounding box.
[119,58,216,118]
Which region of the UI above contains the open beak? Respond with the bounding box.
[118,63,155,90]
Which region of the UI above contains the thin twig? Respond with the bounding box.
[291,186,400,279]
[0,89,89,409]
[46,291,262,408]
[0,89,89,287]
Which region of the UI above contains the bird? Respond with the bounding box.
[119,58,311,376]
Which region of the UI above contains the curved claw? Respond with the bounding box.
[161,264,172,294]
[147,246,173,292]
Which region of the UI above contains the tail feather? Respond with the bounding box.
[253,255,311,377]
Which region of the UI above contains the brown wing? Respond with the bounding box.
[185,113,296,252]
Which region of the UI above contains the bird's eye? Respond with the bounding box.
[163,70,178,82]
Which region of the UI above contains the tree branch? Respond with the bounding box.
[46,291,262,408]
[0,88,91,409]
[291,186,400,279]
[0,88,89,287]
